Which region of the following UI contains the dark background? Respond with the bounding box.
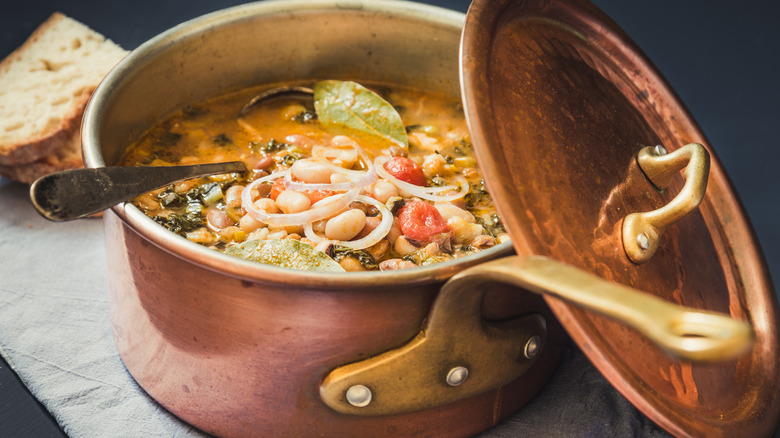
[1,1,778,437]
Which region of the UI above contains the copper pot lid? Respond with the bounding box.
[460,0,780,436]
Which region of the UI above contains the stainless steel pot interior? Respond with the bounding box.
[81,0,512,287]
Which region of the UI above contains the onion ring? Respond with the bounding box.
[304,194,393,250]
[286,140,378,192]
[374,156,469,201]
[242,171,360,226]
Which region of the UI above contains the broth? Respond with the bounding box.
[120,81,507,271]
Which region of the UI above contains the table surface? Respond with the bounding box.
[1,1,778,437]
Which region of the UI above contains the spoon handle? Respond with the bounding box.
[30,161,248,221]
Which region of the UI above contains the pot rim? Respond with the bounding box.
[83,0,513,289]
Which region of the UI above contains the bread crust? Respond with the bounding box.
[0,90,91,166]
[0,12,126,166]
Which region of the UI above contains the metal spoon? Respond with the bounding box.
[30,161,247,221]
[238,86,314,116]
[31,85,313,222]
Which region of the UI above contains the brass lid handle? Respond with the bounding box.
[497,256,753,362]
[623,143,710,263]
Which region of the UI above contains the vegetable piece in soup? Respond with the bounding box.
[120,80,508,271]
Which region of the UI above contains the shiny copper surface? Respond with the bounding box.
[104,210,561,437]
[86,2,563,436]
[461,0,779,436]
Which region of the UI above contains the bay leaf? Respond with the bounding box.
[225,239,345,272]
[313,80,408,149]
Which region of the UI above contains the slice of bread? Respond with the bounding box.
[0,12,128,169]
[0,123,82,184]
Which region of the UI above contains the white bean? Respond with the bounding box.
[312,219,327,234]
[185,227,216,244]
[218,226,246,242]
[291,159,333,184]
[394,235,420,256]
[225,185,245,208]
[275,190,311,214]
[434,202,475,223]
[422,153,449,177]
[325,209,367,241]
[253,198,278,214]
[207,209,232,229]
[335,149,358,168]
[239,212,263,232]
[371,179,399,203]
[379,259,417,271]
[267,230,288,240]
[365,239,390,260]
[356,216,381,239]
[386,219,402,244]
[447,216,484,244]
[331,135,357,147]
[339,257,367,272]
[248,227,270,241]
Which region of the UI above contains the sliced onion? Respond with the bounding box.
[311,145,345,160]
[242,171,360,226]
[286,140,378,193]
[304,194,393,250]
[374,156,470,201]
[283,167,354,192]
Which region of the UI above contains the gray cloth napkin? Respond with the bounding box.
[0,177,667,437]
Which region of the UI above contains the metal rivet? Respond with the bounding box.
[346,385,372,407]
[637,233,650,250]
[524,335,542,359]
[446,366,469,386]
[654,144,668,156]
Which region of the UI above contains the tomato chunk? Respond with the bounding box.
[384,156,426,186]
[398,200,450,242]
[269,178,334,203]
[269,178,286,201]
[305,189,336,204]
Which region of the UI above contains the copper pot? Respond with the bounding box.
[83,2,558,436]
[81,1,777,437]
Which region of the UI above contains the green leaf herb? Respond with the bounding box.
[225,239,345,272]
[313,80,408,149]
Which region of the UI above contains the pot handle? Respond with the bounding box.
[320,255,753,416]
[623,143,710,263]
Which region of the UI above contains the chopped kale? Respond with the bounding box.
[475,213,506,237]
[464,179,490,209]
[184,182,223,206]
[250,138,290,154]
[401,254,418,264]
[331,246,379,270]
[152,211,204,236]
[434,150,453,164]
[280,153,301,166]
[157,186,185,208]
[153,132,182,149]
[429,176,446,187]
[292,110,317,123]
[385,197,405,215]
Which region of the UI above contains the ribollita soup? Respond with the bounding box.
[119,80,508,272]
